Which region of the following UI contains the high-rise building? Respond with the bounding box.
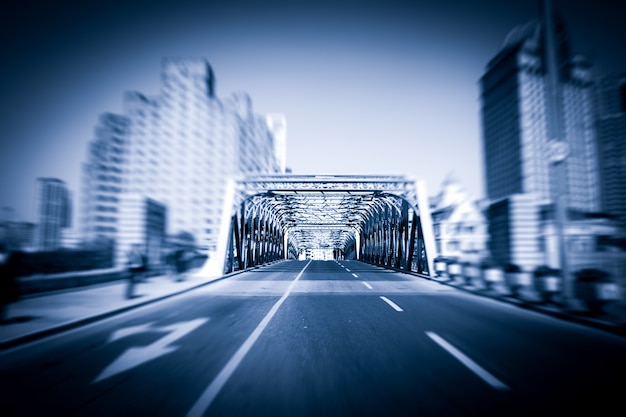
[35,178,71,251]
[81,58,283,262]
[596,73,626,227]
[81,113,130,243]
[480,1,601,269]
[481,8,599,212]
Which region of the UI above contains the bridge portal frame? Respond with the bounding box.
[196,175,437,278]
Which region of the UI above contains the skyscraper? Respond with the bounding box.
[82,58,284,262]
[35,178,71,251]
[481,7,599,211]
[480,1,600,269]
[81,113,130,243]
[596,73,626,227]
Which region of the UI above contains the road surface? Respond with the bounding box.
[1,260,624,416]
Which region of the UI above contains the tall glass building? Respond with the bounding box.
[480,3,601,268]
[480,11,599,212]
[596,73,626,227]
[81,113,130,243]
[82,58,284,262]
[35,178,71,251]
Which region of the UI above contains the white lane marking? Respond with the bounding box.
[94,318,208,383]
[351,273,358,278]
[346,268,351,272]
[361,281,373,290]
[186,260,313,417]
[380,296,403,312]
[107,322,154,343]
[425,331,510,391]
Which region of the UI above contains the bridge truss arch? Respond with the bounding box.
[197,175,436,277]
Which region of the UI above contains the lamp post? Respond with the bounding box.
[548,141,572,307]
[543,0,573,308]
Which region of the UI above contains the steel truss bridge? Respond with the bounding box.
[198,175,437,277]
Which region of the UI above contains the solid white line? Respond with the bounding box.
[186,260,313,417]
[380,296,403,312]
[351,273,358,278]
[425,331,510,391]
[361,281,373,290]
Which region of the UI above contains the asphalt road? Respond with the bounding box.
[1,260,625,416]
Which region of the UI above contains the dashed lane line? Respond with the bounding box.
[425,331,510,391]
[351,273,358,278]
[380,296,403,312]
[361,281,373,290]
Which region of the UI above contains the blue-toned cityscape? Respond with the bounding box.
[1,1,625,416]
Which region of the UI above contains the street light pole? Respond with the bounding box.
[542,0,573,307]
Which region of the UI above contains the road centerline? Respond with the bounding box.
[425,331,510,391]
[380,296,403,312]
[186,260,313,417]
[351,273,358,278]
[361,281,373,290]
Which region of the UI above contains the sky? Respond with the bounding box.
[1,0,625,223]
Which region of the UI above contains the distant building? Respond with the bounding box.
[117,194,166,270]
[0,219,35,250]
[430,175,489,263]
[34,178,71,251]
[480,2,604,271]
[595,73,626,228]
[81,57,283,264]
[81,113,130,243]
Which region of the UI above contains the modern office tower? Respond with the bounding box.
[123,59,280,254]
[81,113,130,243]
[481,10,599,212]
[82,57,283,262]
[596,73,626,227]
[34,178,71,251]
[480,2,601,269]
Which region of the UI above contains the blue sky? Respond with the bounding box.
[1,0,625,223]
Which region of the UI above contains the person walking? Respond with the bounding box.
[125,244,145,299]
[0,245,20,324]
[174,248,188,282]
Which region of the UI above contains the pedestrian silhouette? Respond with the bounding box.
[125,244,146,299]
[174,248,189,282]
[0,245,20,323]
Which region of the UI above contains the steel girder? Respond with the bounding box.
[210,175,436,277]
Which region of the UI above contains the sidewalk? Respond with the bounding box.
[0,269,226,350]
[431,275,626,337]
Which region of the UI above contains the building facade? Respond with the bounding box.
[480,13,599,212]
[430,175,489,263]
[35,178,71,251]
[479,3,606,271]
[81,113,130,243]
[596,73,626,228]
[81,58,283,263]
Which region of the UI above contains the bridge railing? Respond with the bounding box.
[431,257,625,317]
